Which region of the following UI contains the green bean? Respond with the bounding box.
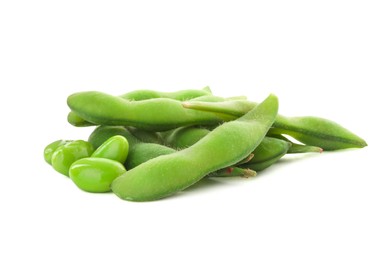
[182,99,367,151]
[69,157,126,193]
[91,135,129,164]
[111,94,278,201]
[68,91,235,131]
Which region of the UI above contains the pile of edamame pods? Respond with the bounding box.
[44,87,367,201]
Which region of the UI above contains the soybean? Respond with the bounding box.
[69,157,126,193]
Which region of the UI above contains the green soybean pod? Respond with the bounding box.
[67,91,234,131]
[91,135,129,164]
[242,137,290,172]
[111,94,278,201]
[51,140,94,176]
[69,157,126,193]
[183,99,367,151]
[249,137,291,164]
[270,115,367,151]
[44,140,72,165]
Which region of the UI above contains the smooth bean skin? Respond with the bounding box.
[183,99,367,151]
[91,135,129,164]
[69,158,126,193]
[51,140,94,176]
[44,140,72,165]
[67,91,234,131]
[111,94,278,201]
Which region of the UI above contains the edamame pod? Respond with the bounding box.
[249,137,291,164]
[69,157,126,193]
[241,138,290,172]
[270,115,367,150]
[68,91,234,131]
[183,99,367,151]
[111,94,278,201]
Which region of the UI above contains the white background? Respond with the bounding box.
[1,1,389,259]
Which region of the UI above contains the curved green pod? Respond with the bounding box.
[68,91,234,131]
[111,94,278,201]
[51,140,94,176]
[249,137,291,164]
[91,135,129,164]
[183,99,367,151]
[270,115,367,150]
[242,138,290,172]
[69,157,126,193]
